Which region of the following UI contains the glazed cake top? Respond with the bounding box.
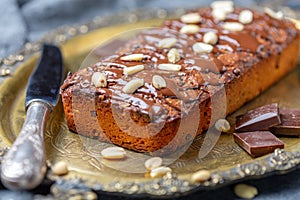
[61,2,299,122]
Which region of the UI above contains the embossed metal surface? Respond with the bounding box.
[0,9,299,198]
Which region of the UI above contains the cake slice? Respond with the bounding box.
[60,2,299,153]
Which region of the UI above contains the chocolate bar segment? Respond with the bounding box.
[235,103,281,132]
[233,131,284,157]
[269,108,300,136]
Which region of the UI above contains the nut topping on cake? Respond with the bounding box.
[222,22,244,31]
[239,10,253,24]
[212,9,227,21]
[120,53,144,61]
[158,37,177,48]
[211,1,234,21]
[123,64,144,75]
[203,31,218,45]
[91,72,107,87]
[192,42,213,54]
[122,78,145,94]
[180,24,200,34]
[180,13,202,24]
[167,48,180,63]
[152,75,167,89]
[157,63,182,71]
[264,7,283,20]
[211,1,234,13]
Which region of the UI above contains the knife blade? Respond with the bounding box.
[25,44,63,107]
[1,44,63,190]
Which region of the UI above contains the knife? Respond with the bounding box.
[1,44,63,190]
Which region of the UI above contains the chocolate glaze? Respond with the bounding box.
[233,131,284,157]
[61,7,299,122]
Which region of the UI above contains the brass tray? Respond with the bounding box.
[0,9,299,199]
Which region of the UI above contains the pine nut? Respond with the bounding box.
[264,7,283,20]
[91,72,107,87]
[234,184,258,199]
[192,42,213,54]
[120,53,144,61]
[191,170,211,183]
[157,63,181,71]
[101,147,126,159]
[212,9,227,21]
[180,24,200,34]
[150,166,172,178]
[222,22,244,31]
[215,119,231,132]
[180,13,202,24]
[123,64,144,75]
[1,68,11,76]
[122,79,144,94]
[52,161,69,176]
[211,1,234,14]
[239,10,253,24]
[144,157,163,170]
[158,38,177,48]
[83,191,98,200]
[203,31,218,45]
[167,48,180,63]
[152,75,167,89]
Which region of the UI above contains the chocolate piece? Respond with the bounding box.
[233,131,284,157]
[235,103,281,132]
[270,108,300,136]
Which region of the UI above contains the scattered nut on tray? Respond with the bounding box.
[150,166,172,178]
[101,147,126,159]
[52,161,69,176]
[191,169,211,183]
[234,183,258,199]
[144,157,163,171]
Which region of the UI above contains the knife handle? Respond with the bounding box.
[1,101,51,190]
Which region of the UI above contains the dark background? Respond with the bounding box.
[0,0,300,199]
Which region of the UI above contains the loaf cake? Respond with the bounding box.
[61,1,299,153]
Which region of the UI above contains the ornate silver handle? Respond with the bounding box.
[1,101,50,190]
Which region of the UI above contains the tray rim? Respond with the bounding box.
[0,8,300,199]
